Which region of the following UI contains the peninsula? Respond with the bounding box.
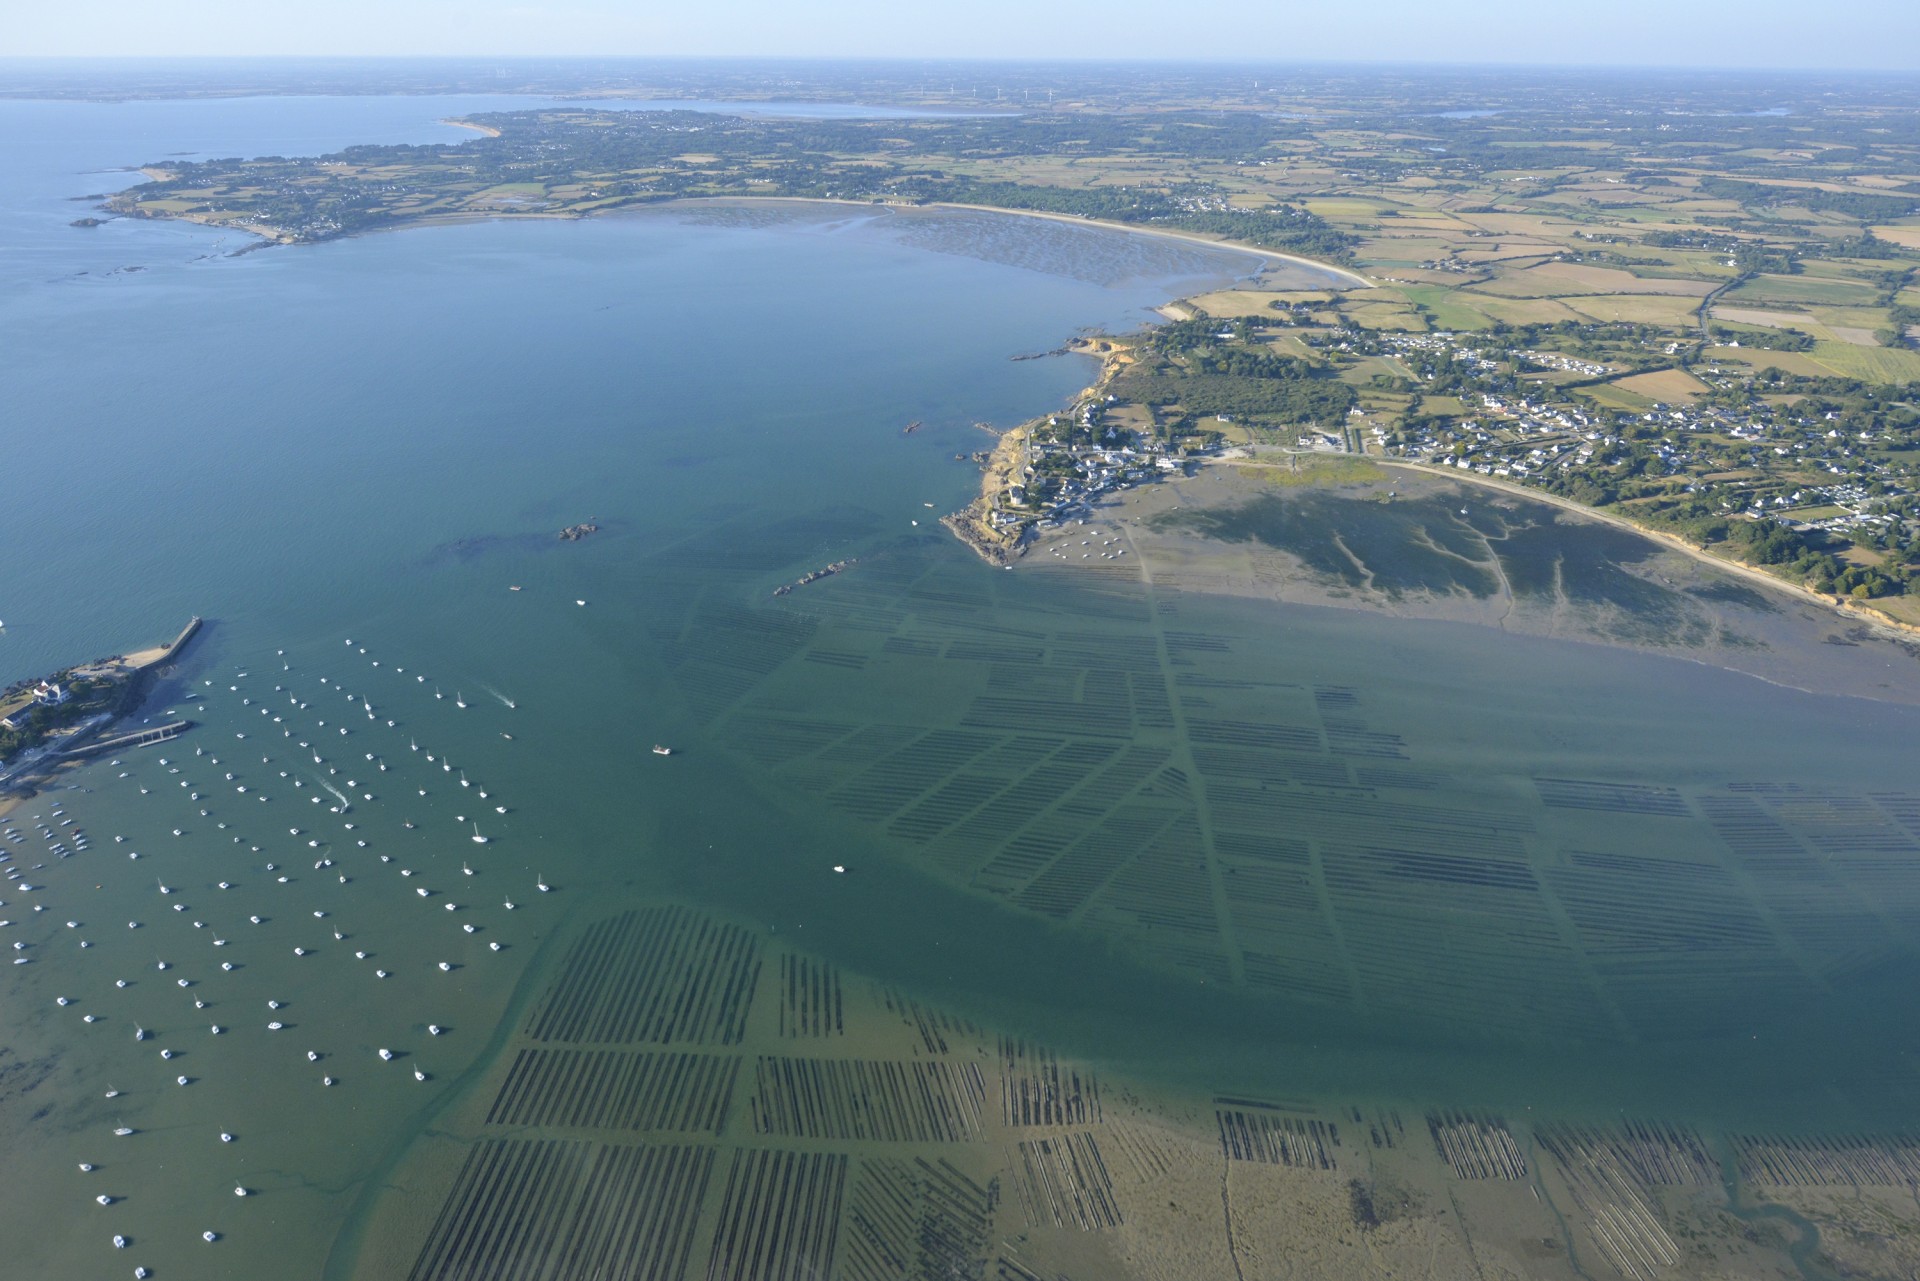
[0,617,200,804]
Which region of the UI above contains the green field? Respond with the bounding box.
[1727,274,1883,307]
[1394,284,1494,330]
[1812,342,1920,382]
[1582,382,1657,411]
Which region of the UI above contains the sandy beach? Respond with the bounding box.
[926,199,1373,288]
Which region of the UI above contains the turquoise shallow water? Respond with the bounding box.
[5,93,1920,1278]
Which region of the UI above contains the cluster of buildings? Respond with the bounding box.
[992,399,1190,531]
[964,320,1915,574]
[0,682,70,735]
[1363,329,1917,545]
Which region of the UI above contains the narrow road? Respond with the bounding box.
[1688,270,1752,365]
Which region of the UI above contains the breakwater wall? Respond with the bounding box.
[153,616,202,667]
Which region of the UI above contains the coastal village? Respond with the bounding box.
[1356,327,1917,554]
[947,338,1214,562]
[949,312,1920,620]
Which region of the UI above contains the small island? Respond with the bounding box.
[557,521,600,541]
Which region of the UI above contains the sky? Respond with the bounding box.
[10,0,1920,70]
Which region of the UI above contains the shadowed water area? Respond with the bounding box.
[5,95,1920,1279]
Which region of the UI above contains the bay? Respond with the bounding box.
[4,92,1920,1279]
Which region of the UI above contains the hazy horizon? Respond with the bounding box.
[9,0,1920,72]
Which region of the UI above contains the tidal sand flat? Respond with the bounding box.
[1093,455,1920,706]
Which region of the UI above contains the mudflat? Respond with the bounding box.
[1059,456,1920,706]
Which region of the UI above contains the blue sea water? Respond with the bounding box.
[3,93,1920,1278]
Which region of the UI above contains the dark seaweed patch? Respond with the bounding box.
[1496,516,1706,638]
[1686,577,1783,613]
[1157,488,1722,643]
[1152,492,1501,599]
